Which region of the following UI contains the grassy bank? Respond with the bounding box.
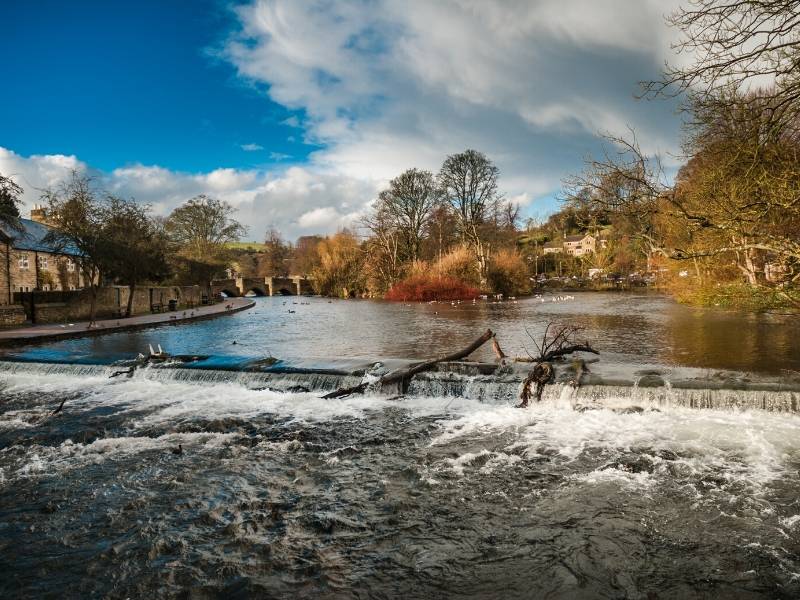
[672,282,799,312]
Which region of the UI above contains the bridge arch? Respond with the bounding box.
[244,287,267,297]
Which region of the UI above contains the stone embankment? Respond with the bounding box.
[0,297,254,347]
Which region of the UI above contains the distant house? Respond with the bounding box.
[541,233,606,257]
[563,234,596,257]
[0,209,87,304]
[542,241,562,255]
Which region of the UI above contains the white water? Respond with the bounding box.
[2,366,800,597]
[3,367,800,497]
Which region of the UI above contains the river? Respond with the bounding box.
[4,292,800,373]
[1,292,799,598]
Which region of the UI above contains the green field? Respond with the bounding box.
[225,241,268,252]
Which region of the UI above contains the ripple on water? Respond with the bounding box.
[0,371,799,598]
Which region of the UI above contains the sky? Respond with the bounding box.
[0,0,685,241]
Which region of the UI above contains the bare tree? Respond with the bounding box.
[101,196,169,317]
[41,173,107,326]
[501,200,521,231]
[361,206,403,292]
[372,168,440,263]
[259,227,292,277]
[644,0,800,134]
[563,132,669,266]
[165,195,246,283]
[438,149,502,283]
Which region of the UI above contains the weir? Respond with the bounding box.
[1,358,798,413]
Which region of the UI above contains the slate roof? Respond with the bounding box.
[543,241,562,248]
[1,218,82,256]
[565,234,592,242]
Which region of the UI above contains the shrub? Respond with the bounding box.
[434,245,480,286]
[487,249,530,296]
[673,280,791,311]
[385,275,480,301]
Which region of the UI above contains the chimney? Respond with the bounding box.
[30,205,48,224]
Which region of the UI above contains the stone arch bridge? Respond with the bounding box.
[211,276,315,298]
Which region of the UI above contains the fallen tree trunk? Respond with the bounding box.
[514,344,598,363]
[491,334,506,361]
[323,329,494,399]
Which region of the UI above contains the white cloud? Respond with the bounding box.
[2,1,687,244]
[224,0,685,212]
[269,151,292,161]
[0,146,379,241]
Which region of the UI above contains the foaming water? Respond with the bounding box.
[1,369,799,598]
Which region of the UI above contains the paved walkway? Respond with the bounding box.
[0,297,255,347]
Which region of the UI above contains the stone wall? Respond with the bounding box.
[0,245,85,303]
[16,285,208,324]
[0,305,26,327]
[0,244,10,306]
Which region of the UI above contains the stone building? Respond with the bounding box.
[542,241,562,255]
[0,213,86,305]
[563,234,596,256]
[543,233,608,257]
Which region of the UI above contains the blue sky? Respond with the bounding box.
[1,0,307,172]
[1,0,684,240]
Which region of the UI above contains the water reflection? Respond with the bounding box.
[4,293,798,374]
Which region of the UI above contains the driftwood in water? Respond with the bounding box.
[515,324,599,407]
[514,344,598,363]
[109,367,136,378]
[491,334,506,361]
[519,362,554,406]
[569,359,588,388]
[323,329,495,399]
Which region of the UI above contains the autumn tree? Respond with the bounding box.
[291,235,323,276]
[312,230,365,298]
[671,93,800,290]
[438,149,502,284]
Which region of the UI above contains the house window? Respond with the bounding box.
[42,284,50,291]
[38,255,48,270]
[18,254,29,270]
[67,258,76,272]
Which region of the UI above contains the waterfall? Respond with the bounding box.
[0,360,797,413]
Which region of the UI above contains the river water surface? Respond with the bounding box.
[1,293,799,598]
[5,292,800,373]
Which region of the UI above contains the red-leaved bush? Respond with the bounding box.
[385,275,480,302]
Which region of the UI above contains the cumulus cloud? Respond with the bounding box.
[224,0,685,210]
[0,146,379,241]
[1,2,687,243]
